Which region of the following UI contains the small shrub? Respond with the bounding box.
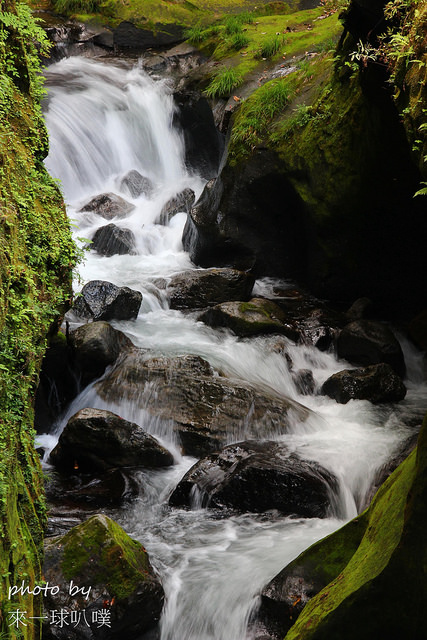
[205,67,243,98]
[224,16,243,35]
[53,0,101,13]
[230,32,250,50]
[258,34,286,59]
[184,24,206,44]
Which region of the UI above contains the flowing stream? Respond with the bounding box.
[40,55,427,640]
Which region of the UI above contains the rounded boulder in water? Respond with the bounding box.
[79,191,135,219]
[49,407,174,472]
[73,280,142,321]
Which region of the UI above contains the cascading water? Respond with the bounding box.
[40,55,427,640]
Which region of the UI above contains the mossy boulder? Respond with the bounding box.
[276,413,427,640]
[43,514,164,639]
[199,297,299,339]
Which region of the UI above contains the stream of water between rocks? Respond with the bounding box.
[38,54,427,640]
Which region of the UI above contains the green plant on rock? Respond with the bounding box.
[204,66,243,98]
[229,31,250,50]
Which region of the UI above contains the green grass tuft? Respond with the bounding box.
[205,66,244,98]
[258,33,286,58]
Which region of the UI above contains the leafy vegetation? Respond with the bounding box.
[205,66,243,97]
[258,33,286,58]
[0,2,77,637]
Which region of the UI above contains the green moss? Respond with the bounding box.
[285,430,422,639]
[0,3,76,637]
[60,515,152,601]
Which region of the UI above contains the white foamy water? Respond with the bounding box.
[41,55,427,640]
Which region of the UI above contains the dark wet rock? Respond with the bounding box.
[169,440,338,517]
[43,514,164,640]
[68,321,133,386]
[296,308,345,351]
[45,467,139,509]
[95,351,307,458]
[293,369,316,396]
[345,297,374,321]
[408,309,427,351]
[321,363,407,404]
[336,320,405,377]
[91,223,137,256]
[167,268,255,310]
[173,91,225,180]
[182,149,308,276]
[199,298,299,340]
[79,192,135,219]
[120,170,154,199]
[92,29,114,48]
[35,332,78,433]
[50,408,174,472]
[156,188,195,225]
[73,280,142,321]
[113,21,184,50]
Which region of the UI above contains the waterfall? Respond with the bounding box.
[41,55,427,640]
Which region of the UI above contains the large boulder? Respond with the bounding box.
[68,321,133,386]
[336,320,405,377]
[157,188,195,225]
[49,408,174,472]
[43,514,164,639]
[95,351,307,457]
[167,268,255,310]
[169,440,338,518]
[282,413,427,640]
[73,280,142,321]
[91,223,137,257]
[113,21,184,50]
[321,363,407,404]
[199,298,299,340]
[182,148,308,276]
[119,170,154,198]
[408,309,427,350]
[173,91,225,180]
[79,192,135,219]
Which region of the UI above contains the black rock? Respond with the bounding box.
[120,170,154,198]
[113,21,184,50]
[321,363,407,404]
[156,188,195,225]
[167,268,255,309]
[68,321,133,386]
[173,91,225,180]
[169,440,338,517]
[50,408,174,472]
[73,280,142,321]
[91,223,137,256]
[336,320,405,377]
[80,192,135,219]
[293,369,316,395]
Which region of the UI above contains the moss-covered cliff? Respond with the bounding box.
[284,413,427,639]
[0,2,76,637]
[184,0,427,316]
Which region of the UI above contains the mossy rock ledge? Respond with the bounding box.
[43,514,164,639]
[255,413,427,640]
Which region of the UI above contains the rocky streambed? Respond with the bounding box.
[35,52,427,640]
